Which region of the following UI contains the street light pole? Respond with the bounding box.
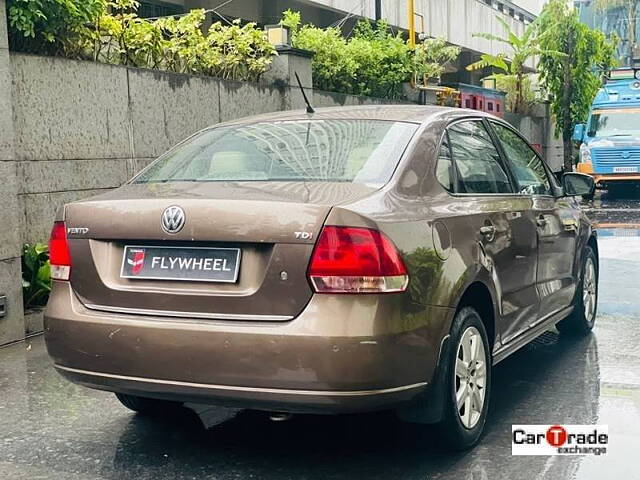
[375,0,381,20]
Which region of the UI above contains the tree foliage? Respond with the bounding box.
[413,37,460,84]
[538,0,618,171]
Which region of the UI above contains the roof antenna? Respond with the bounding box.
[295,72,315,114]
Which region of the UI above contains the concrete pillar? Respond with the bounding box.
[261,46,314,111]
[0,0,25,345]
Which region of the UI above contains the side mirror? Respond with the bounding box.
[572,124,586,142]
[563,172,595,199]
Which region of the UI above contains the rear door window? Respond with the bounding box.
[447,121,513,194]
[436,132,455,192]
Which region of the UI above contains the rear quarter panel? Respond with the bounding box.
[328,115,501,376]
[338,114,501,315]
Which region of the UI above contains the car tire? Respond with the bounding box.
[114,393,183,415]
[434,306,492,451]
[557,246,598,336]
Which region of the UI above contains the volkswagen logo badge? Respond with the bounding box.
[161,206,185,234]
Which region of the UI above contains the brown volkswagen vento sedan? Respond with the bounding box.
[44,105,598,449]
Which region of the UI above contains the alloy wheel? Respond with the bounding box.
[583,257,597,323]
[454,326,487,429]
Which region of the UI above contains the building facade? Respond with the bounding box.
[576,0,639,67]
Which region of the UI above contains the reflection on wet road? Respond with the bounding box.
[1,193,640,480]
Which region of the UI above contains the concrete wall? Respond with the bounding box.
[512,0,545,16]
[377,0,527,58]
[0,0,25,346]
[11,54,308,244]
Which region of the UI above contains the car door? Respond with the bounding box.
[490,121,578,324]
[444,120,539,347]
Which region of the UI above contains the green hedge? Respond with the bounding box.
[6,0,276,82]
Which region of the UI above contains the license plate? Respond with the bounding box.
[121,246,241,283]
[613,166,638,173]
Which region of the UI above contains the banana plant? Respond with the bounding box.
[467,16,562,113]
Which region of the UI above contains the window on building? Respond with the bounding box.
[488,102,494,112]
[465,99,472,108]
[496,103,501,113]
[138,1,184,18]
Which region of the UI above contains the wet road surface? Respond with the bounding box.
[1,193,640,480]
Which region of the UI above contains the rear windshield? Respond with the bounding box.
[133,119,418,186]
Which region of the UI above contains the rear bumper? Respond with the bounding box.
[44,282,452,413]
[55,365,428,413]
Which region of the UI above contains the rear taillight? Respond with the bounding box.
[49,221,71,281]
[308,226,409,294]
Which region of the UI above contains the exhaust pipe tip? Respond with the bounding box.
[269,412,293,422]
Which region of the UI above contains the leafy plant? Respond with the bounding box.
[93,0,167,68]
[7,0,276,82]
[97,2,276,81]
[495,75,538,115]
[413,37,460,85]
[22,243,51,309]
[281,9,301,33]
[284,11,411,99]
[347,20,412,99]
[201,18,277,81]
[7,0,106,57]
[538,0,618,171]
[467,16,559,114]
[285,14,356,95]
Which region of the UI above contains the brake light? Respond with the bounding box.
[308,226,409,294]
[49,221,71,281]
